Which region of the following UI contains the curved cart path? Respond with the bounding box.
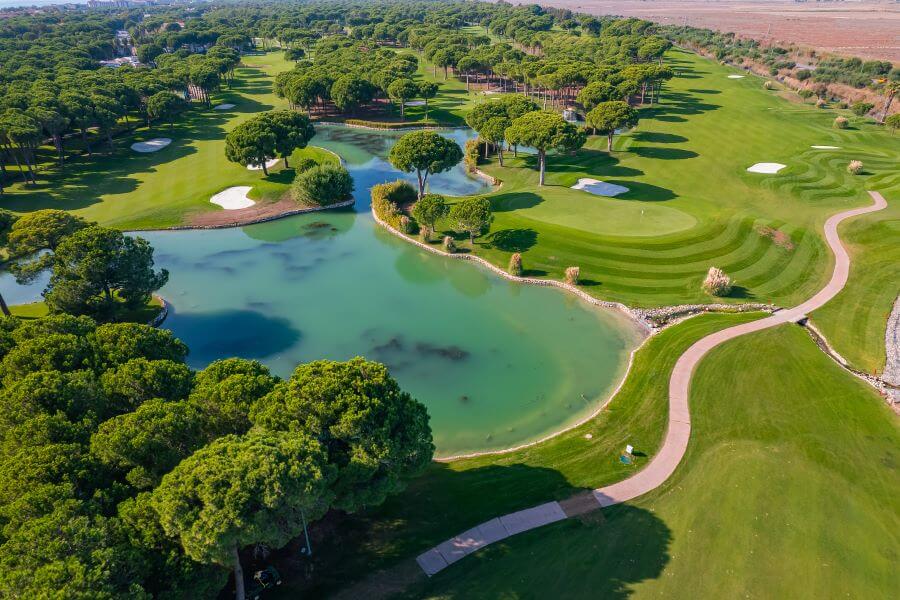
[334,192,888,597]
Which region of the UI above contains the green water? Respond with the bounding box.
[6,127,644,456]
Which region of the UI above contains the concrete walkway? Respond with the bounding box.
[412,191,888,578]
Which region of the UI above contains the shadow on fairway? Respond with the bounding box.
[269,462,647,598]
[632,131,689,144]
[610,180,677,202]
[631,147,699,161]
[489,191,543,212]
[485,228,538,252]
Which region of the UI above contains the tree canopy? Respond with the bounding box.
[504,111,586,184]
[388,130,463,199]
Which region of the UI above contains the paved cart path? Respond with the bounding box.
[333,191,888,597]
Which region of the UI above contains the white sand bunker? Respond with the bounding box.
[727,75,745,79]
[571,178,629,197]
[404,100,426,106]
[247,158,280,171]
[811,145,840,150]
[747,162,786,174]
[214,103,236,110]
[210,186,255,210]
[131,138,171,153]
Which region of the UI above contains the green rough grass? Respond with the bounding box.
[269,312,760,598]
[407,325,899,599]
[8,295,162,322]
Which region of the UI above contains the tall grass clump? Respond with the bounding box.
[442,236,456,253]
[508,253,522,276]
[847,160,863,175]
[565,266,580,285]
[702,267,733,296]
[833,116,849,129]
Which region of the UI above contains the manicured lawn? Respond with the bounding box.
[0,52,328,230]
[406,324,899,599]
[412,47,897,370]
[9,295,163,322]
[268,312,761,598]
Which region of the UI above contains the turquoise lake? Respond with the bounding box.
[2,126,644,456]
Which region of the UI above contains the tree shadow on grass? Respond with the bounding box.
[632,131,689,144]
[725,285,754,299]
[266,462,671,599]
[604,180,677,202]
[687,88,722,95]
[418,504,672,600]
[631,147,699,161]
[489,191,544,212]
[485,228,538,252]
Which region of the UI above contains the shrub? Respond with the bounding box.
[294,157,319,173]
[815,99,827,109]
[795,69,812,81]
[702,267,733,296]
[399,215,416,234]
[833,116,849,129]
[291,164,354,206]
[370,180,417,228]
[463,138,481,173]
[851,102,874,117]
[885,113,900,134]
[564,266,580,286]
[508,253,522,277]
[798,88,814,99]
[847,160,863,175]
[419,225,433,242]
[763,81,775,90]
[442,236,456,253]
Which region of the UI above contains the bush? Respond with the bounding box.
[847,160,863,175]
[564,266,580,286]
[344,118,444,129]
[291,164,354,206]
[399,215,416,235]
[795,69,812,81]
[833,116,849,129]
[508,253,522,277]
[798,88,814,99]
[815,99,827,109]
[851,102,874,117]
[885,113,900,134]
[442,236,456,253]
[463,138,481,173]
[419,225,433,242]
[294,157,319,173]
[370,180,417,229]
[763,81,775,90]
[702,267,733,296]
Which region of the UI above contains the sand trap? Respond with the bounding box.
[404,100,426,106]
[131,138,171,153]
[210,186,255,210]
[571,178,629,197]
[747,162,786,174]
[247,158,280,171]
[727,75,745,79]
[811,145,840,149]
[214,103,236,110]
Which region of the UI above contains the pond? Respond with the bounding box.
[3,126,645,457]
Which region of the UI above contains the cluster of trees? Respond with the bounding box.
[225,109,315,175]
[0,310,433,598]
[0,209,168,319]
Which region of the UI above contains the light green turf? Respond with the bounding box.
[268,312,761,598]
[8,296,162,322]
[407,325,899,599]
[0,52,330,229]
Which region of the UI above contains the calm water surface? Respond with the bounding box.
[4,127,644,456]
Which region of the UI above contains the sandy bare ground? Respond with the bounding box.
[538,0,900,62]
[186,198,354,228]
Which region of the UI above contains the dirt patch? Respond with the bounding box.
[757,225,794,250]
[541,0,900,62]
[185,197,353,229]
